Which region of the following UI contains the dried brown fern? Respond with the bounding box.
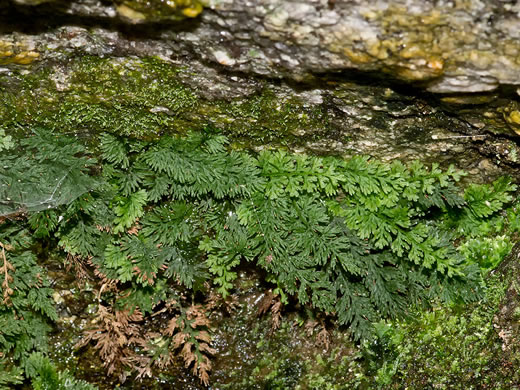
[316,326,331,350]
[205,289,239,315]
[257,289,283,331]
[0,241,14,306]
[85,258,120,299]
[126,222,141,236]
[305,317,331,350]
[64,253,91,283]
[75,304,147,382]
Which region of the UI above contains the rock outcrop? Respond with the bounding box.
[0,0,519,176]
[5,0,520,93]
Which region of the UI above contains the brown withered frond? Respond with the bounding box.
[126,221,141,236]
[64,253,91,283]
[77,296,216,385]
[75,304,147,382]
[257,289,283,331]
[270,300,282,331]
[86,258,117,287]
[0,242,14,306]
[317,326,331,351]
[84,257,120,302]
[305,318,318,337]
[205,290,239,315]
[95,224,111,233]
[304,316,331,350]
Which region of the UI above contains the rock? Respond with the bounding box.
[0,38,39,65]
[0,52,509,181]
[501,102,520,136]
[2,0,520,94]
[0,2,519,386]
[0,0,519,180]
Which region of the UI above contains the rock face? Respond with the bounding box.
[5,0,520,93]
[0,0,519,177]
[177,0,520,94]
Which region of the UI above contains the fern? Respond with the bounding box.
[99,133,130,169]
[197,145,490,339]
[113,190,148,233]
[215,191,479,339]
[0,225,57,377]
[446,177,517,237]
[465,177,515,218]
[141,201,200,245]
[58,220,101,257]
[0,362,23,390]
[139,134,264,200]
[99,233,207,291]
[0,129,14,152]
[25,352,98,390]
[258,150,344,198]
[2,126,514,385]
[28,210,59,238]
[202,216,252,297]
[0,128,98,216]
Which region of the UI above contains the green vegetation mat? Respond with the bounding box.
[0,125,518,388]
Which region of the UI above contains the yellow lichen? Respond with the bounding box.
[332,5,451,81]
[113,0,203,23]
[399,45,424,60]
[440,94,497,105]
[392,66,434,81]
[0,40,39,65]
[327,3,520,84]
[507,111,520,126]
[500,103,520,136]
[427,59,444,72]
[182,3,203,18]
[116,4,148,23]
[342,47,374,65]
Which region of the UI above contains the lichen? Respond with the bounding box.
[501,102,520,136]
[0,40,39,65]
[112,0,204,23]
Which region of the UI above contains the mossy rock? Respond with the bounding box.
[494,242,520,373]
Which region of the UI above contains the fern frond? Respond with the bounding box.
[113,190,148,233]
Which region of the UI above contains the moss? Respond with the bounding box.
[234,273,517,390]
[214,88,331,147]
[0,55,333,147]
[353,274,515,389]
[0,56,198,139]
[218,319,357,390]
